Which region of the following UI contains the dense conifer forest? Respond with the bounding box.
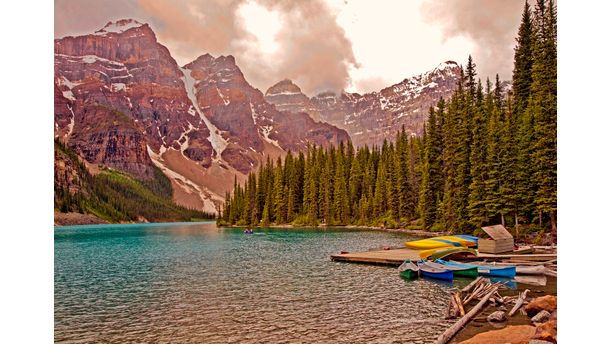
[54,139,215,223]
[219,0,556,234]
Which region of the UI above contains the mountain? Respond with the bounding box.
[54,19,349,215]
[265,61,462,146]
[264,79,322,122]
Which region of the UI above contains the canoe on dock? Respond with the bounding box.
[425,261,478,278]
[405,235,478,250]
[417,261,454,281]
[440,260,517,278]
[419,247,477,260]
[398,260,419,280]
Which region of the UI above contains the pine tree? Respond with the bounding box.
[468,81,488,228]
[273,157,287,223]
[530,0,557,229]
[512,1,535,117]
[420,103,443,230]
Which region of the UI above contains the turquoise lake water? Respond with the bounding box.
[55,222,462,343]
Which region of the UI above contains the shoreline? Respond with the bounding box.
[54,212,445,238]
[223,223,447,237]
[54,211,214,227]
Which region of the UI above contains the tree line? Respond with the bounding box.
[219,0,556,233]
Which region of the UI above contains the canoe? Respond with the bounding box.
[516,265,547,275]
[425,261,478,278]
[405,235,478,250]
[419,247,477,260]
[398,260,419,280]
[441,260,517,278]
[416,261,454,281]
[456,261,547,276]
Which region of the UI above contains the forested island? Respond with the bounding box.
[219,0,556,235]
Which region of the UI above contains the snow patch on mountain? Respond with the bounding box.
[180,67,229,161]
[94,19,144,36]
[260,125,281,149]
[147,145,220,214]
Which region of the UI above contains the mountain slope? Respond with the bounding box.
[55,139,211,222]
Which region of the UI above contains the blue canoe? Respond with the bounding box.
[417,261,454,281]
[436,260,516,278]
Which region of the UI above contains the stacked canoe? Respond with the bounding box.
[404,235,479,250]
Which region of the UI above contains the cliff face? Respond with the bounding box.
[54,19,350,213]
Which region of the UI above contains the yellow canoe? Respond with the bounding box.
[404,235,478,250]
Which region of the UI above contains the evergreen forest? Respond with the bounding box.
[219,0,557,234]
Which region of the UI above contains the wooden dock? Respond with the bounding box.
[330,247,556,266]
[331,248,422,266]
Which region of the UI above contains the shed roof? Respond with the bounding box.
[481,225,513,240]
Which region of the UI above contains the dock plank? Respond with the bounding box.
[331,248,421,266]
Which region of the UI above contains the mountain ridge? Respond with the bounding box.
[54,19,349,215]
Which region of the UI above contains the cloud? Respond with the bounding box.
[56,0,524,94]
[55,0,357,95]
[55,0,146,38]
[420,0,524,81]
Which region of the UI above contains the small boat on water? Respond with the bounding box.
[243,228,254,234]
[425,261,478,278]
[441,260,516,278]
[417,261,454,281]
[405,235,479,250]
[398,260,419,280]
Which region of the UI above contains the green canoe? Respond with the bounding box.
[424,261,478,278]
[398,260,419,280]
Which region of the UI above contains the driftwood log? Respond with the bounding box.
[508,289,530,317]
[435,285,500,344]
[461,277,485,294]
[453,292,465,316]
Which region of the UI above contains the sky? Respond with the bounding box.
[54,0,525,96]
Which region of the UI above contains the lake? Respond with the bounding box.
[54,222,530,343]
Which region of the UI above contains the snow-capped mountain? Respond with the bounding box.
[265,61,462,146]
[54,19,349,213]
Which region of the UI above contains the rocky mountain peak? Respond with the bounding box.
[94,19,148,36]
[264,79,322,121]
[265,79,302,96]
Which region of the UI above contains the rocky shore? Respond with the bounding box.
[54,212,109,226]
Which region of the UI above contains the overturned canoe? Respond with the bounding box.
[516,265,547,275]
[405,235,478,250]
[417,261,454,281]
[419,247,478,260]
[441,260,517,278]
[398,260,419,280]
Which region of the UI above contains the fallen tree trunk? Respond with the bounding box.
[508,289,530,317]
[435,285,500,344]
[461,276,485,294]
[453,292,465,316]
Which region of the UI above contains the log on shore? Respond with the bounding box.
[508,289,530,317]
[435,285,500,344]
